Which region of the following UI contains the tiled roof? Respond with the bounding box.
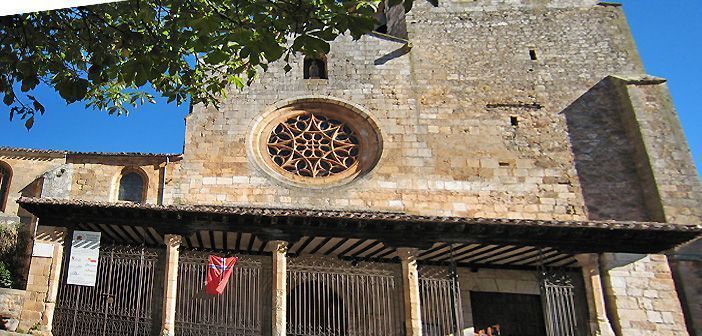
[17,197,701,233]
[67,151,181,157]
[0,146,66,155]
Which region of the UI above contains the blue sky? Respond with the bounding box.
[0,1,700,174]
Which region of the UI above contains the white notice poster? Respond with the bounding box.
[66,231,101,286]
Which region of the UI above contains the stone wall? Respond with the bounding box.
[17,228,64,334]
[0,152,65,290]
[609,76,702,335]
[39,165,73,200]
[563,78,651,221]
[611,77,702,226]
[0,289,25,318]
[441,0,599,10]
[66,155,170,204]
[601,253,689,335]
[169,3,646,221]
[669,240,702,336]
[455,267,589,335]
[0,152,65,217]
[0,288,25,332]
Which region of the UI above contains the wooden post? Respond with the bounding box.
[398,247,422,336]
[271,240,288,336]
[161,234,181,336]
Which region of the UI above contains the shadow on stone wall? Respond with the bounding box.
[562,78,651,222]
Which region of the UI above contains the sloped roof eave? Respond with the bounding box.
[17,197,702,254]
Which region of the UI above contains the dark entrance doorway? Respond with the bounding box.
[53,245,160,336]
[286,257,402,336]
[287,281,347,336]
[470,291,547,336]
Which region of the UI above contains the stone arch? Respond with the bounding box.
[113,167,148,203]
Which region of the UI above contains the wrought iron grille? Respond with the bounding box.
[286,256,403,336]
[418,266,464,336]
[174,250,264,336]
[540,271,578,336]
[53,245,160,336]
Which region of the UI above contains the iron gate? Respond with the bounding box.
[174,250,264,336]
[286,256,403,336]
[418,266,464,336]
[540,271,578,336]
[53,245,160,336]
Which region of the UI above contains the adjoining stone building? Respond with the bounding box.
[1,0,701,335]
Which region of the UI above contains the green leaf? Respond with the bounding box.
[206,50,229,65]
[3,93,14,106]
[24,116,34,130]
[311,28,337,41]
[231,76,245,89]
[403,0,414,13]
[56,78,89,104]
[294,34,331,54]
[20,76,39,92]
[27,95,45,114]
[0,0,377,126]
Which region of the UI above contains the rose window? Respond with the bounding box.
[267,112,360,177]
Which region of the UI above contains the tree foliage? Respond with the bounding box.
[0,222,20,288]
[0,0,407,129]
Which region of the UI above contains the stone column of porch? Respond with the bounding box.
[18,227,65,335]
[575,253,615,336]
[271,240,288,336]
[397,247,422,336]
[160,234,181,336]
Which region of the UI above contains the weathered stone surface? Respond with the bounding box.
[0,1,699,335]
[602,253,689,335]
[66,155,168,204]
[271,241,287,336]
[669,239,702,336]
[398,248,422,336]
[0,289,25,320]
[160,234,181,336]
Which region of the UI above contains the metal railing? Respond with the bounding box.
[286,256,403,336]
[53,245,159,336]
[541,271,578,336]
[174,251,264,336]
[419,266,464,336]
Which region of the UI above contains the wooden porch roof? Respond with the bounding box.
[19,197,701,255]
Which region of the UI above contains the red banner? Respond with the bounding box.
[205,255,238,295]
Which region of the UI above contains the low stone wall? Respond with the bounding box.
[0,289,24,318]
[0,289,26,331]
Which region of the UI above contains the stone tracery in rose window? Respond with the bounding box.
[267,112,360,178]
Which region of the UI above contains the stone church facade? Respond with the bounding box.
[1,0,701,335]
